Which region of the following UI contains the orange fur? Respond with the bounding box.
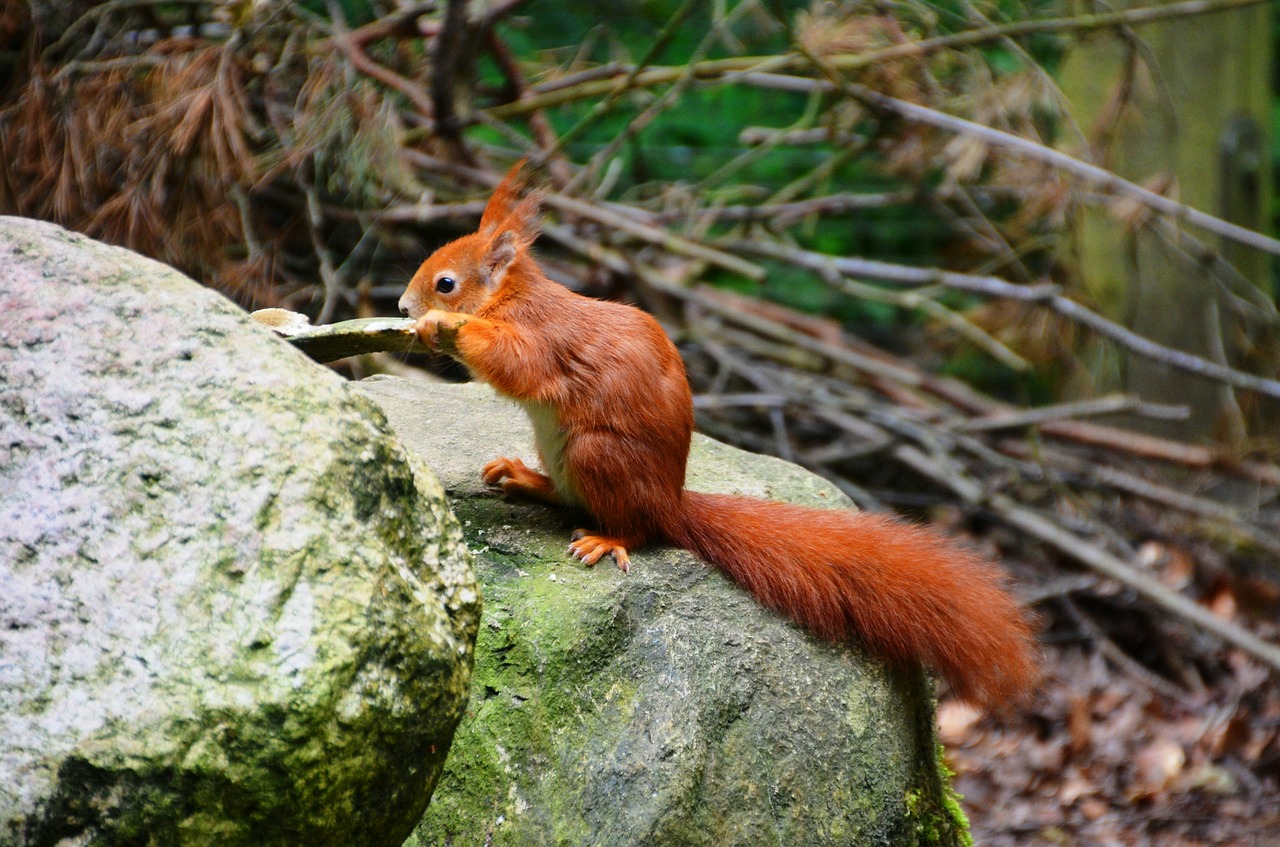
[398,163,1037,707]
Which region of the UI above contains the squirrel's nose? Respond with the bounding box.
[397,297,410,317]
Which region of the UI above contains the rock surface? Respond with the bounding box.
[356,377,968,847]
[0,218,480,846]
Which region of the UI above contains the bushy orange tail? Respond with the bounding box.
[665,492,1037,707]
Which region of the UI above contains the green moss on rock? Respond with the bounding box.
[358,378,971,847]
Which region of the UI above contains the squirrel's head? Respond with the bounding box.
[399,161,543,319]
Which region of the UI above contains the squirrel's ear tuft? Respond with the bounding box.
[504,191,544,241]
[479,159,544,241]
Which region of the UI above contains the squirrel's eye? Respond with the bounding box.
[436,277,456,294]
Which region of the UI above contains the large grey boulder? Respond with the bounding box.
[0,218,480,846]
[356,377,969,847]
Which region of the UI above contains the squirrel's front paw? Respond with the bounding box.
[482,456,525,486]
[481,457,559,504]
[414,309,467,352]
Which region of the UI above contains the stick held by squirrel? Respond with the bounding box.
[398,162,1037,708]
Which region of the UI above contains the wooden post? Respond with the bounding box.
[1058,0,1273,443]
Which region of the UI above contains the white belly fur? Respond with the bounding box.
[518,399,580,505]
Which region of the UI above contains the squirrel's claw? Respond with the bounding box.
[569,531,631,573]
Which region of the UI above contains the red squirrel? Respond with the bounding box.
[398,162,1037,707]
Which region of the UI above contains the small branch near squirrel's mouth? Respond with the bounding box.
[250,310,423,363]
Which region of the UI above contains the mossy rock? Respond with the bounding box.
[0,218,479,846]
[357,377,969,847]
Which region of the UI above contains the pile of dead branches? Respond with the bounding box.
[3,0,1279,699]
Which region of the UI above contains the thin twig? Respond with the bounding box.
[692,393,789,408]
[1059,597,1193,700]
[404,150,766,280]
[345,1,439,46]
[960,394,1189,432]
[331,30,436,121]
[999,442,1280,560]
[251,310,423,360]
[734,239,1280,401]
[484,29,574,188]
[43,0,210,62]
[490,0,1268,119]
[992,494,1280,674]
[430,0,474,163]
[725,63,1280,261]
[816,260,1032,371]
[668,192,914,225]
[303,184,342,325]
[556,0,700,180]
[830,81,1280,258]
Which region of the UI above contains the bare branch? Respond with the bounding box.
[487,0,1269,119]
[992,494,1280,674]
[734,239,1280,401]
[960,394,1189,431]
[251,310,422,361]
[839,83,1280,258]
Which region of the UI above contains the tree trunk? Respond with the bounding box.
[1059,0,1274,443]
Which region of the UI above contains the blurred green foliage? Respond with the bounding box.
[300,0,379,26]
[498,3,934,303]
[492,0,1053,398]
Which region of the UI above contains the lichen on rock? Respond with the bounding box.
[0,218,479,846]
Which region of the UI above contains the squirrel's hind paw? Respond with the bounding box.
[569,530,631,573]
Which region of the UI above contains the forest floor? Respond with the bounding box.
[941,644,1280,846]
